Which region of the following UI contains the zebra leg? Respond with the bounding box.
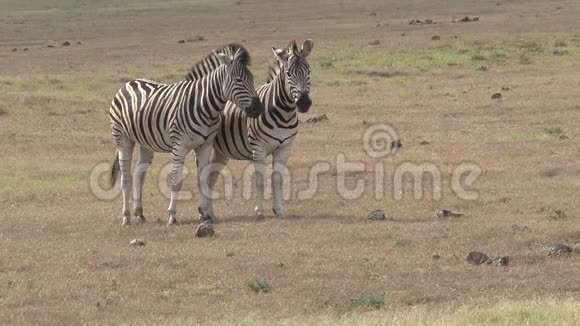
[201,149,229,221]
[167,145,191,226]
[117,140,135,225]
[272,146,291,218]
[133,146,154,224]
[253,149,267,220]
[195,142,215,223]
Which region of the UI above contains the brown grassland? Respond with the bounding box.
[1,0,580,324]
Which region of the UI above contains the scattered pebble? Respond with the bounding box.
[391,140,402,149]
[458,16,480,23]
[11,48,17,52]
[130,239,146,247]
[491,93,502,100]
[368,40,380,46]
[305,114,328,123]
[178,40,186,44]
[368,209,386,221]
[62,41,70,46]
[501,86,512,91]
[47,45,55,48]
[467,251,509,266]
[409,19,434,25]
[548,244,573,255]
[369,11,377,16]
[559,134,569,140]
[436,209,463,218]
[477,65,488,71]
[432,35,441,41]
[419,140,431,145]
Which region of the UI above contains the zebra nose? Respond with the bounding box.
[246,97,263,118]
[296,92,311,113]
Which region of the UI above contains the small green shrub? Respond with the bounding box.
[246,277,272,293]
[348,293,385,309]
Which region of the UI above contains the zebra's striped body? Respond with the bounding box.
[206,40,314,219]
[109,44,262,225]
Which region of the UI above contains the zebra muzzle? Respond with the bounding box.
[245,97,263,118]
[296,92,312,113]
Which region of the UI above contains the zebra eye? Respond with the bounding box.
[234,77,243,83]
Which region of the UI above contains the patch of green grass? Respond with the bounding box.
[200,300,580,326]
[546,208,574,221]
[543,127,564,137]
[348,293,385,309]
[246,277,272,293]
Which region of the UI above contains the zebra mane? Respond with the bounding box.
[185,43,251,81]
[265,57,284,84]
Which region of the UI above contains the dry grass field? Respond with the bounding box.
[1,0,580,324]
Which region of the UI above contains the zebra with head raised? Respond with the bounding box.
[205,39,314,220]
[109,44,263,226]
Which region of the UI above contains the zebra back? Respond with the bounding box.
[185,43,251,81]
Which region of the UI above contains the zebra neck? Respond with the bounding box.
[193,68,228,120]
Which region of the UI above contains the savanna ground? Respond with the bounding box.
[1,0,580,324]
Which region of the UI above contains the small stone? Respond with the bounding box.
[432,35,441,41]
[305,114,328,123]
[47,45,55,48]
[549,244,573,255]
[432,254,441,260]
[436,209,462,218]
[491,93,502,100]
[559,134,569,140]
[368,209,386,221]
[419,140,430,145]
[177,40,186,44]
[22,48,28,51]
[195,221,215,238]
[391,140,402,149]
[492,256,509,266]
[466,251,489,265]
[368,40,380,46]
[477,65,488,71]
[369,11,377,16]
[62,41,70,46]
[501,86,511,91]
[401,33,406,37]
[11,48,17,52]
[130,239,146,247]
[77,41,82,45]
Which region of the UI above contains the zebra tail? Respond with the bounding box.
[110,152,119,187]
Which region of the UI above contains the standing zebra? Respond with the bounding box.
[205,39,314,220]
[109,44,263,226]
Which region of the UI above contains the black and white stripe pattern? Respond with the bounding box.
[207,39,314,219]
[109,44,263,225]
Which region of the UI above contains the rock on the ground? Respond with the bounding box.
[491,93,502,100]
[466,251,489,265]
[368,209,386,221]
[436,209,463,218]
[130,239,146,247]
[195,221,215,238]
[549,244,573,255]
[305,114,328,123]
[391,140,402,149]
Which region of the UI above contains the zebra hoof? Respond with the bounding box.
[167,217,177,226]
[122,216,131,225]
[135,215,146,224]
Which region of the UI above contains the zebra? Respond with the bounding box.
[204,39,314,220]
[108,44,263,226]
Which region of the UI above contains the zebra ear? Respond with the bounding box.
[288,40,299,55]
[301,39,314,58]
[214,50,231,66]
[272,47,287,60]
